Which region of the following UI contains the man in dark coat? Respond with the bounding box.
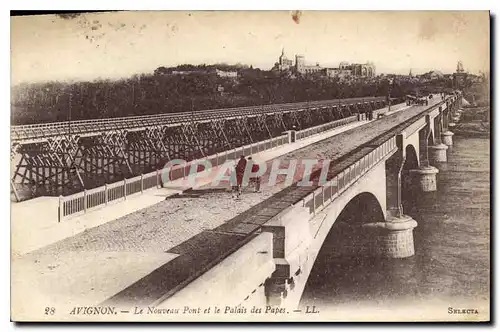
[235,155,247,198]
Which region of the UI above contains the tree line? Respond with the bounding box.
[12,66,434,125]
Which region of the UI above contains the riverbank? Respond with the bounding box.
[453,122,490,138]
[453,106,490,138]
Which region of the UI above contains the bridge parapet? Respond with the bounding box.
[157,232,275,309]
[300,136,397,216]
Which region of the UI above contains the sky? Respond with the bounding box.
[11,10,490,85]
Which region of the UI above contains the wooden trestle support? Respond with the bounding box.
[10,98,389,200]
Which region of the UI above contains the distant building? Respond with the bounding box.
[215,69,238,78]
[453,61,468,89]
[324,68,351,79]
[278,48,294,71]
[171,70,197,75]
[273,49,375,78]
[165,68,238,79]
[295,55,324,74]
[339,62,351,70]
[347,62,376,77]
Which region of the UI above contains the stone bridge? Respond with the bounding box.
[101,92,462,313]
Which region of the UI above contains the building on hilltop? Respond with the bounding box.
[159,67,238,79]
[347,62,376,77]
[273,50,376,79]
[295,55,325,75]
[453,61,468,89]
[277,48,294,71]
[324,68,352,79]
[339,62,350,70]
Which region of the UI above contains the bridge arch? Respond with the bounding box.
[300,191,385,304]
[404,144,419,169]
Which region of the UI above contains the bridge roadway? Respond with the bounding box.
[11,96,384,142]
[11,97,444,315]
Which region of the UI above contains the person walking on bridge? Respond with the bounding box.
[234,155,247,198]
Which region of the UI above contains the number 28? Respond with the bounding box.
[44,307,55,315]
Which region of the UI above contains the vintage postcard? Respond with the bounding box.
[10,10,490,322]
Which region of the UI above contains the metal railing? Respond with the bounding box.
[293,95,457,215]
[296,115,358,140]
[58,134,289,221]
[298,135,397,215]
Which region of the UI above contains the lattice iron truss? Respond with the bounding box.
[11,97,387,197]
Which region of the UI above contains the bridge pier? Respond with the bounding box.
[362,215,418,258]
[449,113,461,128]
[441,131,454,146]
[377,133,419,258]
[410,165,439,192]
[414,119,440,192]
[428,143,448,163]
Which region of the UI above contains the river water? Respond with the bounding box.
[300,136,490,319]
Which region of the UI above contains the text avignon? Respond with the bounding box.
[69,306,117,315]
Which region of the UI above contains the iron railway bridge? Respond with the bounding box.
[10,96,392,199]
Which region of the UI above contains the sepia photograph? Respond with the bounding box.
[10,10,490,322]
